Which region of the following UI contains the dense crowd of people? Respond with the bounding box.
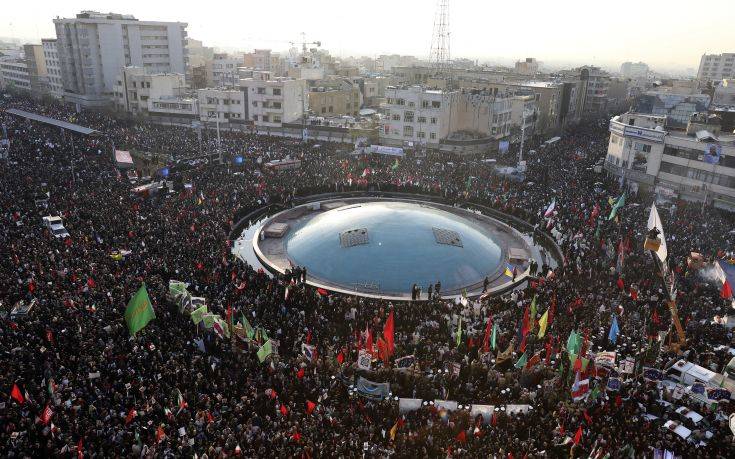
[1,91,734,458]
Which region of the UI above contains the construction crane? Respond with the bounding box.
[289,33,321,61]
[643,205,686,353]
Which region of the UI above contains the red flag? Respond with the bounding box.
[629,288,638,301]
[365,325,375,357]
[40,404,54,425]
[296,368,305,379]
[583,410,592,425]
[125,408,137,425]
[156,425,165,443]
[269,389,278,399]
[306,400,316,415]
[383,310,395,355]
[377,337,389,363]
[573,426,582,445]
[206,410,214,423]
[482,317,492,353]
[10,384,25,404]
[336,351,344,364]
[616,278,624,290]
[305,329,312,344]
[652,309,661,325]
[455,430,467,443]
[316,288,329,296]
[77,437,84,459]
[280,404,289,416]
[722,280,733,299]
[291,431,301,442]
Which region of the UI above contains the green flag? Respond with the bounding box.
[491,323,498,350]
[190,304,207,325]
[567,330,581,356]
[590,385,600,401]
[608,193,626,220]
[168,280,187,298]
[391,158,399,171]
[261,327,269,343]
[456,317,462,348]
[240,313,255,339]
[515,351,528,369]
[124,283,156,336]
[202,313,217,329]
[257,340,273,363]
[530,295,538,328]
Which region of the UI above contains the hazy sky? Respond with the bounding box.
[2,0,733,72]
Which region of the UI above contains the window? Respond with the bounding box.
[252,101,258,107]
[417,131,426,138]
[633,142,651,153]
[417,116,426,123]
[392,114,400,121]
[403,126,414,137]
[404,111,414,122]
[422,100,429,108]
[429,132,436,140]
[257,87,265,94]
[328,106,333,113]
[273,116,281,123]
[273,102,281,109]
[396,98,405,106]
[262,115,269,122]
[408,101,415,107]
[430,117,437,124]
[387,98,394,104]
[321,107,326,114]
[272,88,281,96]
[432,101,441,109]
[252,115,258,121]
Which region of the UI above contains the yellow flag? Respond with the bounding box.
[504,266,514,278]
[537,309,549,339]
[390,421,399,441]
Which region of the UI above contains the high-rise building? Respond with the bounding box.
[53,11,187,107]
[42,39,64,98]
[620,62,649,79]
[697,53,735,83]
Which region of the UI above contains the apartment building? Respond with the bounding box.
[112,66,186,116]
[697,53,735,83]
[308,79,361,117]
[620,62,649,79]
[42,39,64,98]
[515,58,539,75]
[53,11,187,107]
[211,53,242,88]
[0,60,31,92]
[605,112,735,210]
[239,72,306,128]
[380,86,516,151]
[197,88,246,125]
[0,44,48,97]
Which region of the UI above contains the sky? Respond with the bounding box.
[2,0,733,73]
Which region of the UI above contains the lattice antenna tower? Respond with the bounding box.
[429,0,451,82]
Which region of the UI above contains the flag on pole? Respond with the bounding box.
[482,318,492,352]
[608,193,626,220]
[40,404,54,425]
[491,323,498,350]
[124,283,155,336]
[177,389,188,413]
[544,199,556,218]
[608,314,620,344]
[10,384,25,404]
[190,304,207,325]
[573,426,583,445]
[537,309,549,339]
[240,313,255,339]
[257,340,273,363]
[515,351,528,369]
[456,317,462,348]
[383,310,395,355]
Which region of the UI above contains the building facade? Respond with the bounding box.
[197,88,246,126]
[53,11,187,107]
[620,62,649,79]
[211,53,242,88]
[42,39,64,98]
[112,66,186,116]
[515,58,539,75]
[605,112,735,210]
[697,53,735,83]
[308,79,361,117]
[239,72,307,128]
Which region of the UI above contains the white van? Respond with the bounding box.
[42,215,70,239]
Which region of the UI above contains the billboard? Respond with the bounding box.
[704,144,722,164]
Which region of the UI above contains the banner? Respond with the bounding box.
[257,340,273,363]
[619,357,635,374]
[395,355,416,370]
[594,351,617,368]
[643,367,664,381]
[356,377,390,400]
[357,350,372,371]
[470,405,496,424]
[398,398,423,414]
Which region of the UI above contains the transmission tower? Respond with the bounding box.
[429,0,451,82]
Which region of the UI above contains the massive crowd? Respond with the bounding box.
[1,92,734,458]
